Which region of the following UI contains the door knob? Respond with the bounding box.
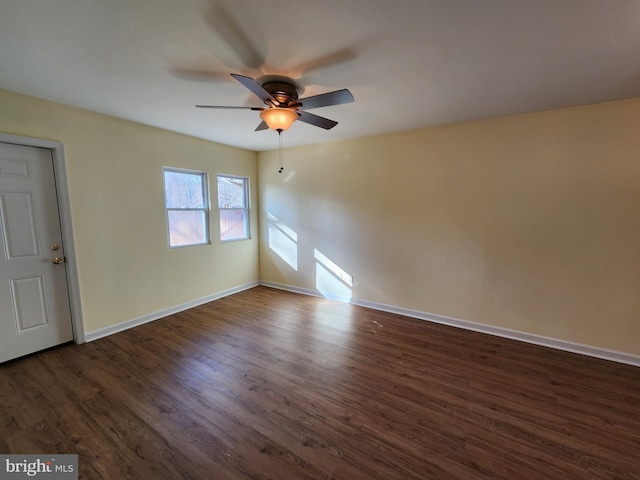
[52,257,64,264]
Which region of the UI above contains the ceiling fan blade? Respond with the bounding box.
[255,121,269,131]
[299,89,354,110]
[231,74,277,106]
[297,111,338,130]
[169,68,231,83]
[296,48,358,84]
[196,105,264,110]
[207,7,265,70]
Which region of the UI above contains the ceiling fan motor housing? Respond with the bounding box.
[261,80,300,108]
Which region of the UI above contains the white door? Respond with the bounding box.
[0,142,73,363]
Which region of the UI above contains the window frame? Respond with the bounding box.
[163,166,211,248]
[217,173,251,242]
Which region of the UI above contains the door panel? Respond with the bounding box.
[1,191,40,258]
[0,142,73,363]
[11,275,49,331]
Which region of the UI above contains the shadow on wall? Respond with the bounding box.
[267,212,353,302]
[314,248,352,302]
[267,212,298,270]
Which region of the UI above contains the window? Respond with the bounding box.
[163,167,210,247]
[217,174,250,241]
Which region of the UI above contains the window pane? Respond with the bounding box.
[165,171,205,208]
[220,209,248,241]
[217,176,246,208]
[167,210,207,247]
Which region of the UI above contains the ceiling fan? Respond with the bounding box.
[196,73,354,132]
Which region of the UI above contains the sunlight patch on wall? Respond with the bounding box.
[314,248,353,302]
[267,212,298,271]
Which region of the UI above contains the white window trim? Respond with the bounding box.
[163,166,211,248]
[217,174,251,242]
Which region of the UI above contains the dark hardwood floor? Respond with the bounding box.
[1,286,639,479]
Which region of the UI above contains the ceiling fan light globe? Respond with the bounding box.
[260,108,298,131]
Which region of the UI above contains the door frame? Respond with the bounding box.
[0,132,85,343]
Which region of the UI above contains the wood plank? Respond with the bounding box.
[1,286,639,479]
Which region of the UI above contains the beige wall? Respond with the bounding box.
[3,86,639,357]
[1,89,259,334]
[259,99,640,356]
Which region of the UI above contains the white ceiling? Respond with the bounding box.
[2,0,640,152]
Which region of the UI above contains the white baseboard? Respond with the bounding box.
[84,281,259,342]
[260,281,640,368]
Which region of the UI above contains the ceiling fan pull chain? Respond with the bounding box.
[278,129,284,173]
